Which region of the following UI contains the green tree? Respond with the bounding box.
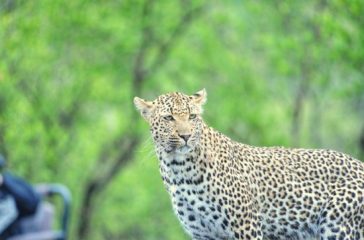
[0,0,363,239]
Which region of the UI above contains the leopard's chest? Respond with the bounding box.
[168,181,232,239]
[159,154,233,239]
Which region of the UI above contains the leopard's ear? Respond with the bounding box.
[134,97,154,121]
[192,88,207,106]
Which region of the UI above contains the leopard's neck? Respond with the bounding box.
[158,145,203,185]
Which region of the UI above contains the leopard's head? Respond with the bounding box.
[134,89,207,154]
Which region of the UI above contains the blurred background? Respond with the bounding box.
[0,0,363,239]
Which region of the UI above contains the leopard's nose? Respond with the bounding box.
[178,134,191,143]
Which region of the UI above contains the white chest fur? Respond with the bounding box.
[158,151,233,239]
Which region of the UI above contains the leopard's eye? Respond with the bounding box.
[189,114,197,120]
[163,115,174,121]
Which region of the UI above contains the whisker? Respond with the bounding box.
[136,136,154,153]
[136,136,157,166]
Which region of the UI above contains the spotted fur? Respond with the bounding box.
[134,90,364,240]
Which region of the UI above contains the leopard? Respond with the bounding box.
[134,89,364,240]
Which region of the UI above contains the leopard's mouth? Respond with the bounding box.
[164,134,199,154]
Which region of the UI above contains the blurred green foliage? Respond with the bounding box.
[0,0,363,239]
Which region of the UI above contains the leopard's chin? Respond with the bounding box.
[176,145,192,154]
[165,144,193,155]
[164,143,195,154]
